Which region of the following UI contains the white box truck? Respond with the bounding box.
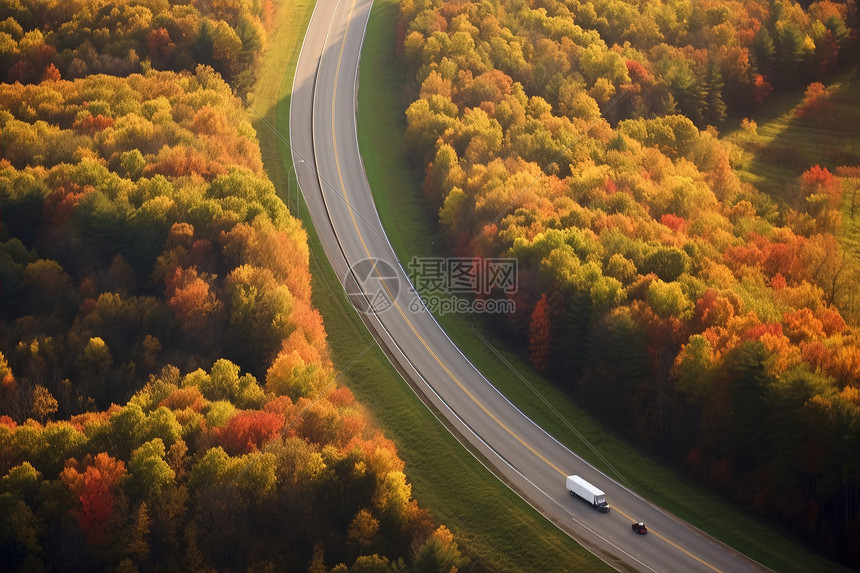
[566,475,610,512]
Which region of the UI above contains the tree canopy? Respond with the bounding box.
[399,0,860,565]
[0,3,463,571]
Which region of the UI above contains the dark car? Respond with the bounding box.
[632,522,648,535]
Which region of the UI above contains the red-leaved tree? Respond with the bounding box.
[529,294,552,374]
[217,410,284,455]
[60,453,127,545]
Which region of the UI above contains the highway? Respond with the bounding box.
[288,0,770,570]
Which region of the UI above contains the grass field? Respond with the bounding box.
[354,1,854,572]
[250,1,611,570]
[724,67,860,201]
[842,178,860,259]
[723,66,860,324]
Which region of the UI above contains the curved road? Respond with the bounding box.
[289,0,770,571]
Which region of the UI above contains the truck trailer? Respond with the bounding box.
[566,475,610,512]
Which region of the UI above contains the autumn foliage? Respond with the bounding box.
[0,0,270,95]
[0,3,459,572]
[217,410,284,455]
[60,453,128,544]
[399,0,860,565]
[796,82,836,118]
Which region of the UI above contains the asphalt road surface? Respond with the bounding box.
[288,0,771,570]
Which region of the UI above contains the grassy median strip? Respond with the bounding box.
[354,1,851,572]
[252,1,610,570]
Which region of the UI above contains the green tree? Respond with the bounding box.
[0,493,43,571]
[642,247,689,282]
[703,61,726,126]
[753,26,775,76]
[647,279,693,320]
[405,95,459,162]
[128,439,175,500]
[1,462,41,502]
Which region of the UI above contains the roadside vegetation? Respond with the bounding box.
[358,0,860,569]
[0,2,465,571]
[725,66,860,324]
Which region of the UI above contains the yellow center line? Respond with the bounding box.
[326,5,723,573]
[612,505,724,573]
[328,0,564,477]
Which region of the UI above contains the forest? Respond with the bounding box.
[398,0,860,565]
[0,1,466,571]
